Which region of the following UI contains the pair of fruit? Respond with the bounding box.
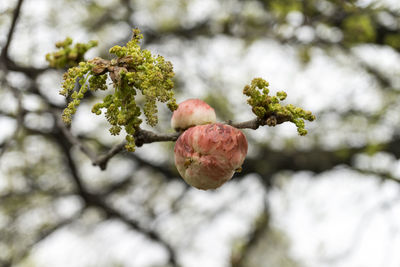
[172,99,248,190]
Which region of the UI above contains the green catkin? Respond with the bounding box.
[243,78,315,135]
[53,29,314,153]
[56,29,178,151]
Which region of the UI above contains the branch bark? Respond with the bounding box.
[55,113,288,171]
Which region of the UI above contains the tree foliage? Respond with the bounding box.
[1,0,400,266]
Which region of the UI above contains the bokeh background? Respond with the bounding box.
[1,0,400,266]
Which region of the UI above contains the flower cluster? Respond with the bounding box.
[56,29,178,151]
[45,37,98,68]
[243,78,315,135]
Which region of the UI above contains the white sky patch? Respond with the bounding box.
[31,220,169,267]
[269,170,400,267]
[36,70,67,106]
[0,117,16,143]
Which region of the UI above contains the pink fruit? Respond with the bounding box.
[174,123,248,190]
[171,99,216,131]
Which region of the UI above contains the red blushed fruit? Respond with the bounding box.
[171,99,216,131]
[174,123,248,190]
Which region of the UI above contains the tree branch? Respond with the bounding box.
[93,141,127,169]
[1,0,24,59]
[87,197,179,267]
[134,129,180,145]
[227,117,292,130]
[3,59,50,78]
[55,114,286,171]
[0,0,50,78]
[31,106,400,191]
[231,205,270,267]
[3,211,83,267]
[54,120,179,266]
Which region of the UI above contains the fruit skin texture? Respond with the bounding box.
[171,99,216,131]
[174,123,248,190]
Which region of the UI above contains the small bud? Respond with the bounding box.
[171,99,216,131]
[266,116,277,126]
[174,123,248,190]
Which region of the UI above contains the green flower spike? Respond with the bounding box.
[243,78,315,135]
[57,29,178,151]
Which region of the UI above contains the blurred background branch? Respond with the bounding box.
[1,0,400,266]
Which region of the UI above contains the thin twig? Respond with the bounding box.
[55,110,287,171]
[134,129,180,145]
[229,118,262,129]
[94,141,126,170]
